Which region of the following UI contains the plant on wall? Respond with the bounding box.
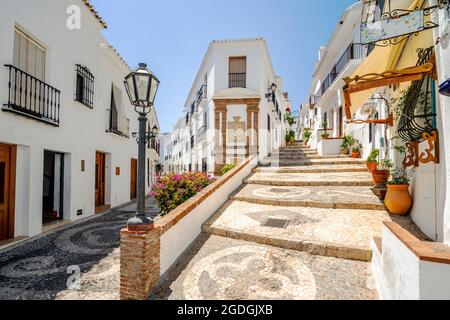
[151,172,215,215]
[221,163,237,175]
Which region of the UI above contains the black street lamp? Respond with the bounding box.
[124,63,160,230]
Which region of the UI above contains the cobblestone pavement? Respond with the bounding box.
[0,198,159,300]
[151,234,378,300]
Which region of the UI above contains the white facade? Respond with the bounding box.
[299,2,368,151]
[166,38,290,174]
[0,0,160,240]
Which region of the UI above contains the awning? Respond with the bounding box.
[343,0,435,118]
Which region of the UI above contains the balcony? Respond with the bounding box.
[190,135,195,149]
[229,73,246,88]
[197,84,207,101]
[197,125,207,141]
[3,64,61,126]
[106,108,130,138]
[309,95,321,108]
[319,43,363,96]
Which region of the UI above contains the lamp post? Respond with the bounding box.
[124,63,160,230]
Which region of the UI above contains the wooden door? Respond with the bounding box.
[130,159,137,200]
[0,144,16,241]
[338,107,343,138]
[95,152,105,208]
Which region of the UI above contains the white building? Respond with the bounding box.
[159,132,171,172]
[0,0,160,241]
[301,0,450,299]
[166,38,290,174]
[300,1,369,154]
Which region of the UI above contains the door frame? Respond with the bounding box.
[0,143,16,240]
[130,158,138,200]
[42,150,64,224]
[95,151,106,209]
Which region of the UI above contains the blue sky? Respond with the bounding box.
[91,0,356,132]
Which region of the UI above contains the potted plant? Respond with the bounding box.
[285,130,295,145]
[340,135,354,155]
[366,149,379,173]
[351,142,361,158]
[303,128,312,145]
[321,121,330,139]
[384,168,414,215]
[372,159,393,187]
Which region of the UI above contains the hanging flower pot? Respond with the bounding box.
[385,184,413,215]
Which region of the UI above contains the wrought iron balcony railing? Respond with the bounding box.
[197,125,207,141]
[3,64,61,126]
[229,73,246,88]
[197,84,207,101]
[106,108,130,138]
[320,43,363,96]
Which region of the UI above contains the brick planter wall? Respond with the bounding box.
[119,156,257,300]
[120,227,161,300]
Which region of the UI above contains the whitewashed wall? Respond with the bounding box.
[0,0,159,237]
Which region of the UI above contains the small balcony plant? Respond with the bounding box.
[321,121,330,139]
[385,168,414,215]
[366,149,379,173]
[372,159,393,187]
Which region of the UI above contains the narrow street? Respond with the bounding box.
[0,199,159,300]
[152,142,427,300]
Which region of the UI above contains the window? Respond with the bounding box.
[267,114,271,132]
[13,28,45,80]
[229,57,246,88]
[203,112,208,128]
[75,65,94,108]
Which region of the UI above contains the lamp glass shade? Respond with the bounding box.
[124,63,159,108]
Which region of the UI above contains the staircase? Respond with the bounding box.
[203,141,409,262]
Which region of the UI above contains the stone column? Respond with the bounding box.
[246,101,260,158]
[120,224,161,300]
[214,101,227,175]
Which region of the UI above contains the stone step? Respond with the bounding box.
[264,158,366,167]
[245,172,373,187]
[203,200,398,262]
[273,154,350,160]
[253,164,368,174]
[231,184,385,211]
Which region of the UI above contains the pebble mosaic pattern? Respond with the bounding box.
[0,199,160,300]
[152,235,378,300]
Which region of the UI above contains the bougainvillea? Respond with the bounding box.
[150,172,215,215]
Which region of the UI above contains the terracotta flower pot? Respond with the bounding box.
[372,169,389,187]
[366,162,378,173]
[351,150,360,158]
[321,134,330,139]
[384,184,412,215]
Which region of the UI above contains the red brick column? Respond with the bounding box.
[120,225,161,300]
